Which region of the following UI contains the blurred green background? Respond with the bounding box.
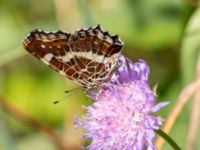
[0,0,200,149]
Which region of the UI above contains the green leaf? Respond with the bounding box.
[181,8,200,84]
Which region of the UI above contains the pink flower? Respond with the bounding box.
[75,56,168,150]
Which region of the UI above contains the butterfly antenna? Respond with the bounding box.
[53,86,82,104]
[64,86,81,93]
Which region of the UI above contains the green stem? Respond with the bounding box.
[155,129,182,150]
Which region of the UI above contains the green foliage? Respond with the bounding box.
[0,0,199,149]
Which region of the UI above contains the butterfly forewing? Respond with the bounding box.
[23,30,72,72]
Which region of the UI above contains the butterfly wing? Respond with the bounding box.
[23,30,86,85]
[23,25,123,89]
[68,25,123,87]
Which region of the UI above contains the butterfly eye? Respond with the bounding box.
[117,60,122,68]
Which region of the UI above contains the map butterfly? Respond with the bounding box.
[23,25,123,90]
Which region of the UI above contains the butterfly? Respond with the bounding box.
[23,25,123,90]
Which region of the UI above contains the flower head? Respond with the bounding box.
[75,55,168,150]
